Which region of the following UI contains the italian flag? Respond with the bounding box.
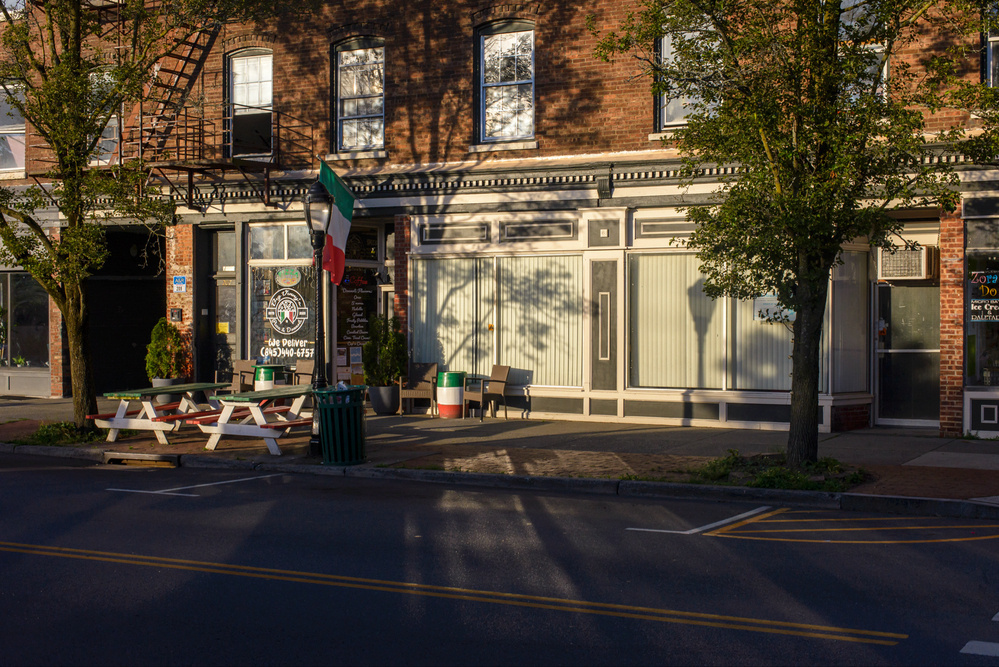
[318,160,355,285]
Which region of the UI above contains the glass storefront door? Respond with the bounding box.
[876,283,940,425]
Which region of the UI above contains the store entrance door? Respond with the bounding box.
[197,230,238,380]
[875,283,940,426]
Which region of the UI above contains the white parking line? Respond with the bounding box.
[107,473,284,497]
[626,506,772,535]
[993,611,999,622]
[961,641,999,657]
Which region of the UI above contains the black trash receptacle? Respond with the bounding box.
[315,385,367,465]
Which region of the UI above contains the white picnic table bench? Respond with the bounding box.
[190,384,314,456]
[90,382,230,445]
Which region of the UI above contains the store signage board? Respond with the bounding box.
[971,299,999,322]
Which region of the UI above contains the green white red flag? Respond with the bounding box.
[318,160,355,285]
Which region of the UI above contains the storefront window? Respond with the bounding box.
[249,265,317,367]
[0,273,48,367]
[247,222,317,368]
[629,253,724,389]
[345,227,378,261]
[967,243,999,386]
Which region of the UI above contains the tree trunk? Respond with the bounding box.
[786,279,829,468]
[64,288,98,431]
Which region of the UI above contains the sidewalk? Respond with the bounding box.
[2,396,999,516]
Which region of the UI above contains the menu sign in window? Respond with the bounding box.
[337,268,377,344]
[970,271,999,322]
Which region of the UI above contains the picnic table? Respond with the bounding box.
[92,381,230,445]
[191,384,313,456]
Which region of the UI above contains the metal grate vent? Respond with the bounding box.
[877,247,936,280]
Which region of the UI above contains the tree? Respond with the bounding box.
[591,0,966,466]
[0,0,297,430]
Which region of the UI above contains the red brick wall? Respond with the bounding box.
[393,214,411,334]
[939,205,966,436]
[48,292,68,397]
[831,403,871,431]
[196,2,672,168]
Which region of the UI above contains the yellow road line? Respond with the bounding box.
[757,517,936,524]
[707,507,790,535]
[711,534,999,545]
[728,525,999,534]
[0,540,904,645]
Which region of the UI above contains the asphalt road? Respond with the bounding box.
[2,453,999,666]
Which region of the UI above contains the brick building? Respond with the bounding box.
[3,0,999,436]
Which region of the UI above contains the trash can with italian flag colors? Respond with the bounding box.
[253,364,286,391]
[436,371,466,419]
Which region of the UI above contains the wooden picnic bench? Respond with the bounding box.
[91,382,230,445]
[194,384,313,456]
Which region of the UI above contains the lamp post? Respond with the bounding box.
[304,179,333,457]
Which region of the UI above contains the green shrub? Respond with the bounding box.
[14,422,106,446]
[145,317,187,381]
[691,449,742,481]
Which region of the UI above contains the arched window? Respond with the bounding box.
[333,37,385,152]
[228,48,273,157]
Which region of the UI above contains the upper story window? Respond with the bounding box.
[657,35,697,129]
[840,1,888,101]
[988,26,999,86]
[0,86,25,172]
[89,71,119,165]
[334,38,385,152]
[229,49,273,157]
[478,21,534,142]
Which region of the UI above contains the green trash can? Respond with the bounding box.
[315,385,368,465]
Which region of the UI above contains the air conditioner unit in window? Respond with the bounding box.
[877,246,938,280]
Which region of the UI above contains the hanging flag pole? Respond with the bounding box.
[318,160,356,285]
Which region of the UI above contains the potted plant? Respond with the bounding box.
[362,315,408,414]
[145,317,188,404]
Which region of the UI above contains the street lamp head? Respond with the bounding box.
[304,180,333,235]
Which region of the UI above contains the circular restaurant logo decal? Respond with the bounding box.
[265,288,309,335]
[275,267,302,287]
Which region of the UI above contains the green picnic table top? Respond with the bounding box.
[104,381,230,400]
[217,384,313,403]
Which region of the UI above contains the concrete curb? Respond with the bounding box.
[6,444,999,520]
[180,455,257,470]
[840,492,999,520]
[618,480,842,508]
[103,452,179,466]
[344,465,621,495]
[13,444,105,462]
[256,462,346,476]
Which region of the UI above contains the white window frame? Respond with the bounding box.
[479,26,535,142]
[228,49,273,157]
[88,71,119,166]
[657,35,697,129]
[335,41,385,152]
[988,29,999,87]
[0,85,25,172]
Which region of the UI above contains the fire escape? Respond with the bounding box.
[29,1,315,210]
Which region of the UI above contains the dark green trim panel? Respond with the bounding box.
[624,400,720,420]
[531,397,584,414]
[589,399,618,416]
